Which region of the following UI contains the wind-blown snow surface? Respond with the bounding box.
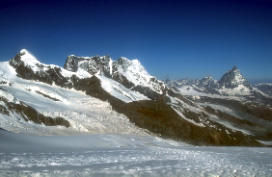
[0,131,272,177]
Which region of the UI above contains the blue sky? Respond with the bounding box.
[0,0,271,80]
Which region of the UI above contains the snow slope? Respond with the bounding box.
[97,74,149,103]
[0,130,271,177]
[18,49,41,72]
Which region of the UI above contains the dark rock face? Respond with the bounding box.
[69,75,266,146]
[199,97,272,140]
[122,100,260,146]
[133,85,162,101]
[112,73,135,88]
[0,96,70,128]
[45,67,70,86]
[69,76,261,146]
[71,75,122,104]
[64,55,79,72]
[10,55,71,88]
[0,97,9,115]
[35,91,61,102]
[9,52,24,67]
[64,55,112,76]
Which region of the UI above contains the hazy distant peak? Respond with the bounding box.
[218,66,251,95]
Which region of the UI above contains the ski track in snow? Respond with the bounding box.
[0,132,272,177]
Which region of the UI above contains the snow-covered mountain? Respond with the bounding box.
[219,66,250,88]
[167,76,219,95]
[64,54,166,99]
[218,66,252,95]
[1,49,272,146]
[168,66,257,97]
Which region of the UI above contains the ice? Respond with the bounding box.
[0,131,271,177]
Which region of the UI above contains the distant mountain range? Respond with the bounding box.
[0,49,271,146]
[166,66,272,98]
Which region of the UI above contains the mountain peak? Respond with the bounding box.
[219,66,250,89]
[9,49,41,72]
[20,49,29,54]
[64,55,112,76]
[227,66,242,78]
[116,57,146,74]
[18,49,40,65]
[231,65,238,71]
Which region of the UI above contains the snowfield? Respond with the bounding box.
[0,131,272,177]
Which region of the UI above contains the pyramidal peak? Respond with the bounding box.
[219,66,250,89]
[19,48,40,65]
[224,66,240,76]
[20,48,29,54]
[8,49,43,73]
[226,66,244,81]
[231,65,238,71]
